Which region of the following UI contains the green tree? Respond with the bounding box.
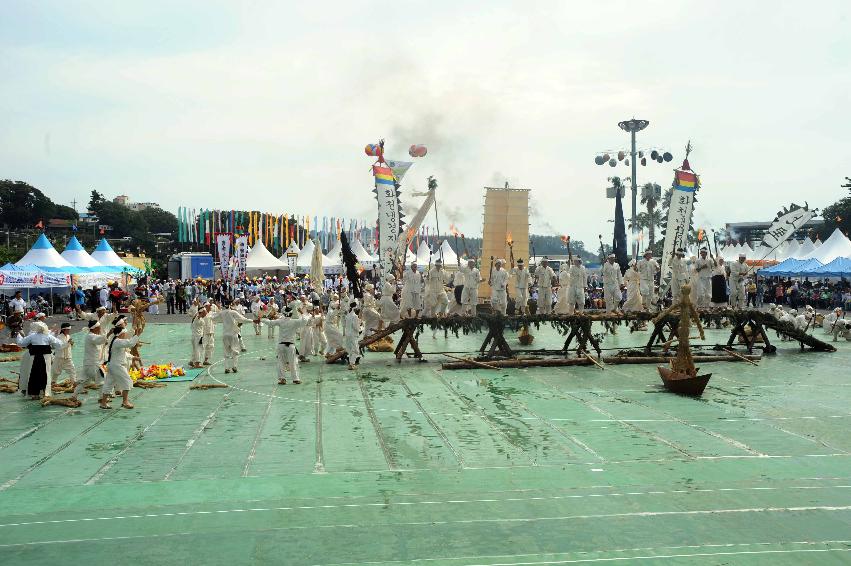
[822,196,851,236]
[0,180,57,228]
[54,204,79,221]
[138,207,177,235]
[88,190,106,213]
[640,182,661,249]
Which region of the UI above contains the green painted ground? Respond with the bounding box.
[1,322,850,565]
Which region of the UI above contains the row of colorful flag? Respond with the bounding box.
[176,207,454,255]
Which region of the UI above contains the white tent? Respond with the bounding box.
[791,238,816,259]
[813,238,823,248]
[784,239,801,260]
[60,236,104,269]
[772,239,791,261]
[720,244,739,261]
[739,242,754,258]
[351,238,375,265]
[297,239,335,269]
[802,228,851,263]
[279,241,300,262]
[436,240,459,266]
[326,239,342,262]
[90,239,136,270]
[246,240,287,271]
[17,234,74,269]
[415,241,432,265]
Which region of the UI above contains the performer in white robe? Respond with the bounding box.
[509,258,531,315]
[459,259,481,316]
[553,264,570,314]
[636,250,659,310]
[601,254,623,313]
[535,258,556,315]
[266,301,279,339]
[489,259,509,315]
[401,262,424,318]
[423,259,450,317]
[728,253,749,309]
[566,259,588,314]
[823,307,844,334]
[378,275,400,326]
[51,322,77,386]
[201,303,216,365]
[210,302,254,373]
[188,305,206,368]
[669,249,689,303]
[343,302,364,370]
[72,320,108,402]
[250,296,263,335]
[266,306,309,384]
[17,321,64,399]
[694,248,714,308]
[99,320,140,409]
[623,260,643,311]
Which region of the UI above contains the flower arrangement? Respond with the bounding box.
[130,363,186,381]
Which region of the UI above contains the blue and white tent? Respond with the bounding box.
[89,239,138,272]
[60,236,104,269]
[16,234,75,271]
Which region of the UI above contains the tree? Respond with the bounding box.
[640,182,662,249]
[0,180,57,229]
[88,190,106,213]
[138,207,177,235]
[822,196,851,236]
[54,204,79,221]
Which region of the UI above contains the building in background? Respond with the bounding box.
[113,195,161,211]
[725,218,824,246]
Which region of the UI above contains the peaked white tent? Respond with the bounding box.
[17,234,74,270]
[739,242,754,258]
[279,241,300,262]
[720,244,739,261]
[791,238,816,259]
[784,239,801,260]
[297,239,335,269]
[60,236,104,269]
[801,228,851,263]
[436,240,459,266]
[813,238,823,248]
[90,239,137,270]
[351,238,375,265]
[415,241,432,265]
[246,240,287,271]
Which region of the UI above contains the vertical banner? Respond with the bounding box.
[659,168,699,296]
[234,235,249,280]
[372,164,402,275]
[215,233,232,279]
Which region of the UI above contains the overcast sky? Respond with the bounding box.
[2,1,849,245]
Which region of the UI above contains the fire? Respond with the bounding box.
[449,224,461,237]
[506,232,513,245]
[406,227,416,241]
[697,228,705,241]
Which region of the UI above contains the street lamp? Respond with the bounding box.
[618,119,648,259]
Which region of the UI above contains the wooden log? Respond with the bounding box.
[441,354,762,370]
[443,353,501,370]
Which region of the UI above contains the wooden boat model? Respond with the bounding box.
[657,365,712,396]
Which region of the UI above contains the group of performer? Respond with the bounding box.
[11,305,143,410]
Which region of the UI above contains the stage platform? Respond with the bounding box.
[1,321,850,564]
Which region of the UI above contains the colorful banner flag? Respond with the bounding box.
[659,166,700,299]
[373,164,404,275]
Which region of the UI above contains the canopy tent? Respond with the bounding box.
[809,256,851,278]
[772,239,791,261]
[60,236,105,269]
[246,240,287,271]
[0,263,72,289]
[783,239,801,260]
[720,244,740,261]
[278,241,300,262]
[791,238,816,259]
[90,239,138,271]
[760,258,823,277]
[739,242,754,258]
[801,228,851,264]
[415,241,432,265]
[17,234,74,271]
[350,238,375,265]
[813,238,823,248]
[436,240,459,266]
[296,239,335,270]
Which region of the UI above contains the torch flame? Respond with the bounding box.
[697,228,705,241]
[506,232,513,245]
[449,224,461,237]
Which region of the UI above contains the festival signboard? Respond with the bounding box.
[372,162,405,276]
[759,204,816,253]
[234,235,249,281]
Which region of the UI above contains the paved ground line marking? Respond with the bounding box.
[4,484,850,529]
[433,370,537,465]
[242,377,280,477]
[357,374,397,471]
[85,387,193,485]
[0,391,146,492]
[399,375,465,469]
[0,408,74,450]
[314,373,325,473]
